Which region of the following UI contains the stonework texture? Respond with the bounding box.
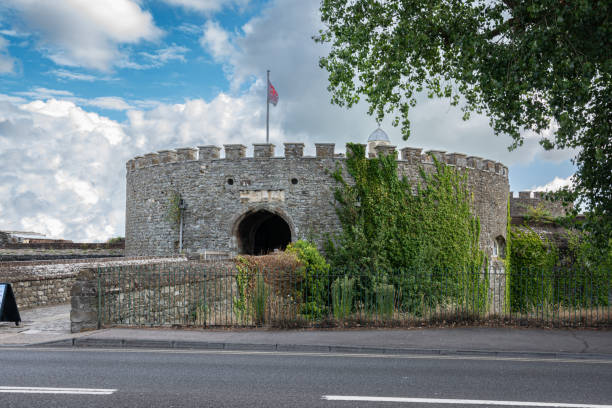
[125,143,510,261]
[10,276,75,310]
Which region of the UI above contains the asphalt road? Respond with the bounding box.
[0,348,611,407]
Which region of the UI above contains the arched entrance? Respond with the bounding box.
[235,209,292,255]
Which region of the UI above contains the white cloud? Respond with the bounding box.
[161,0,249,13]
[116,45,190,70]
[126,84,269,150]
[531,176,574,192]
[51,69,113,82]
[0,99,129,241]
[15,87,74,100]
[0,93,26,104]
[200,20,234,62]
[0,28,30,38]
[21,214,66,238]
[0,36,16,74]
[140,44,189,64]
[85,96,132,111]
[4,0,162,71]
[176,23,202,36]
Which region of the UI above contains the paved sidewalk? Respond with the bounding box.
[0,304,70,345]
[59,326,612,357]
[3,304,611,359]
[0,304,94,346]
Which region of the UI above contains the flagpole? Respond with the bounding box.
[266,70,270,144]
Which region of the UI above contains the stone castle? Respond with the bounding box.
[124,129,563,267]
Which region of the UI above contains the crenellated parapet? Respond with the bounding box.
[126,142,508,178]
[510,191,570,218]
[125,140,509,259]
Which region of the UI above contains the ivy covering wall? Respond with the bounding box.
[325,143,486,313]
[508,226,610,312]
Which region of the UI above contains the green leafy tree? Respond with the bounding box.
[317,0,611,250]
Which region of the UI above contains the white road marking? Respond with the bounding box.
[322,396,612,407]
[0,386,116,395]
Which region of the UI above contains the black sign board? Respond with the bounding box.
[0,283,21,325]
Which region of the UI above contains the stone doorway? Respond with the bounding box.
[236,210,292,255]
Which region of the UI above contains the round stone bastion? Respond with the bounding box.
[125,143,509,261]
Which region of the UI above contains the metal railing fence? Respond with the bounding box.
[96,264,611,328]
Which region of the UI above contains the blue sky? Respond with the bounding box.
[0,0,576,241]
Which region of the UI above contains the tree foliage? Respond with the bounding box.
[317,0,611,248]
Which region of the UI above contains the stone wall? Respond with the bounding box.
[10,275,76,309]
[510,191,570,218]
[71,263,238,332]
[126,143,509,259]
[2,257,186,311]
[2,242,124,250]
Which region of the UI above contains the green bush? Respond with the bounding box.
[560,232,611,307]
[508,227,558,312]
[509,225,610,313]
[332,276,354,320]
[286,240,330,318]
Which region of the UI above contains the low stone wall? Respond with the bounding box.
[2,256,187,311]
[3,242,124,250]
[10,275,76,309]
[71,263,237,332]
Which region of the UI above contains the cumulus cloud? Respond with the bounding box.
[4,0,162,71]
[531,176,574,192]
[200,20,234,62]
[0,99,130,241]
[126,82,271,151]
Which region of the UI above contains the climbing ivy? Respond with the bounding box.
[325,143,486,313]
[166,191,182,229]
[508,225,610,312]
[508,227,558,312]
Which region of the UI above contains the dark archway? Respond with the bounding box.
[236,210,292,255]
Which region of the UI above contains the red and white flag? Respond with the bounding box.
[268,82,279,106]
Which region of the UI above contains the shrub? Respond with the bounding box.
[286,240,331,319]
[560,232,611,307]
[508,227,558,312]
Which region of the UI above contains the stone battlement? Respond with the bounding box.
[127,143,508,178]
[510,191,570,218]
